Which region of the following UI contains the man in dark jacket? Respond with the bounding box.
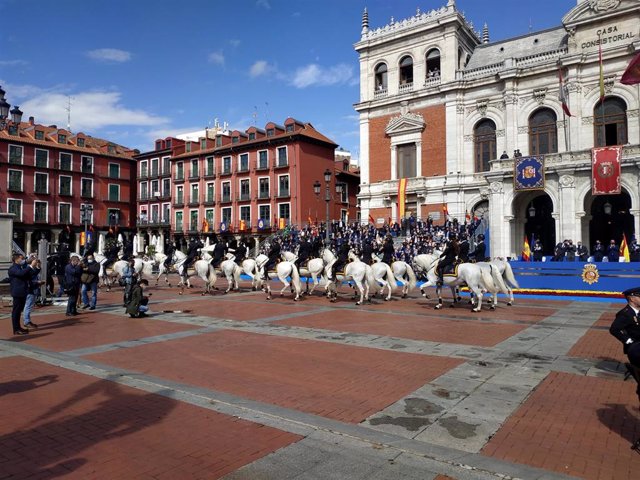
[164,241,176,269]
[185,237,203,268]
[264,239,281,272]
[458,233,470,262]
[565,240,577,262]
[211,240,227,268]
[126,279,150,318]
[533,239,544,262]
[593,240,605,262]
[468,234,486,262]
[296,235,312,269]
[8,253,40,335]
[234,239,247,265]
[64,256,83,316]
[576,241,589,262]
[607,239,620,262]
[331,241,351,281]
[552,241,565,262]
[609,287,640,400]
[381,236,395,265]
[361,240,374,265]
[81,254,101,310]
[436,235,459,286]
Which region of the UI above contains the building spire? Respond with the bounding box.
[361,7,369,35]
[482,23,490,44]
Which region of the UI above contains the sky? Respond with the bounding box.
[0,0,578,158]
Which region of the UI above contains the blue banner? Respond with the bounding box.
[514,156,544,191]
[257,218,265,230]
[220,222,227,232]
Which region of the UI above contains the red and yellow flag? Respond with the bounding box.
[202,218,210,233]
[239,219,246,231]
[442,204,449,217]
[522,235,531,261]
[368,214,375,224]
[279,217,286,230]
[397,177,407,220]
[621,51,640,85]
[620,233,630,262]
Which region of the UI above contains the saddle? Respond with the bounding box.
[442,260,462,277]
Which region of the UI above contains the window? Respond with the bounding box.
[166,139,172,148]
[216,136,222,147]
[58,134,67,144]
[162,203,170,223]
[259,177,270,199]
[474,119,497,173]
[223,156,232,174]
[59,203,71,224]
[175,211,183,231]
[140,182,148,200]
[151,158,159,177]
[77,137,85,147]
[60,176,72,196]
[189,210,198,231]
[162,178,170,196]
[206,156,214,176]
[277,146,288,167]
[396,143,417,179]
[175,185,184,204]
[257,150,268,169]
[266,128,275,137]
[108,184,120,202]
[108,209,120,226]
[259,205,271,226]
[35,130,44,140]
[190,159,199,178]
[278,203,290,222]
[8,145,23,164]
[185,141,192,153]
[200,138,207,149]
[176,162,184,180]
[81,156,93,173]
[34,201,48,223]
[206,182,215,203]
[152,205,160,224]
[205,208,214,225]
[374,63,388,92]
[222,207,232,225]
[232,136,239,144]
[34,172,48,194]
[108,144,116,154]
[594,96,628,147]
[151,180,159,196]
[35,149,49,168]
[248,132,256,140]
[426,49,441,78]
[8,170,22,191]
[529,108,558,155]
[239,153,249,172]
[340,183,348,203]
[7,199,22,221]
[140,160,148,177]
[222,181,231,202]
[109,163,120,179]
[286,124,294,133]
[163,156,171,175]
[59,152,72,171]
[190,183,199,204]
[240,179,250,200]
[81,178,93,198]
[240,205,251,225]
[399,55,413,85]
[278,175,289,197]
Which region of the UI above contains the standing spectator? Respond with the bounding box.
[565,240,576,262]
[81,254,101,310]
[552,241,565,262]
[631,237,640,262]
[23,256,43,330]
[64,256,82,316]
[126,279,151,318]
[458,233,470,262]
[576,241,589,262]
[533,239,544,261]
[468,234,486,262]
[607,239,620,262]
[8,253,39,335]
[122,258,137,306]
[593,240,605,262]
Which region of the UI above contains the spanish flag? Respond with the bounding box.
[621,51,640,85]
[239,219,246,231]
[442,204,449,217]
[620,233,630,262]
[368,214,375,225]
[80,231,86,246]
[397,178,407,220]
[308,216,313,226]
[522,234,531,261]
[202,218,210,233]
[279,217,286,230]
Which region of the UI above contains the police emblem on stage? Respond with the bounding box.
[581,264,599,285]
[514,156,545,191]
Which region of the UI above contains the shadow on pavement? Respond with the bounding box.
[597,403,640,445]
[0,375,58,396]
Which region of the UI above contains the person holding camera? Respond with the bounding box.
[126,279,151,318]
[121,258,137,306]
[8,253,41,335]
[64,256,82,316]
[23,256,43,330]
[81,255,101,310]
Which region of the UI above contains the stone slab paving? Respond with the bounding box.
[0,282,634,479]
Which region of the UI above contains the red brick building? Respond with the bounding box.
[136,118,359,244]
[0,110,137,253]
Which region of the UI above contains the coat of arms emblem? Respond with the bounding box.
[589,0,621,12]
[522,166,536,179]
[581,264,600,285]
[598,161,614,178]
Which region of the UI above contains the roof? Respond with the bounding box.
[465,27,568,71]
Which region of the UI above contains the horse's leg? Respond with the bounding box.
[278,275,290,297]
[507,286,514,306]
[471,286,483,312]
[434,284,443,310]
[265,275,272,300]
[449,286,457,308]
[354,278,364,305]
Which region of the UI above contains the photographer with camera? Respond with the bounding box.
[80,255,101,310]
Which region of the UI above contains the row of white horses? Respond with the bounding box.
[92,246,519,311]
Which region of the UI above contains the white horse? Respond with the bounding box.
[282,251,327,295]
[477,258,519,306]
[173,250,217,295]
[240,258,261,291]
[414,254,498,312]
[200,245,242,294]
[151,251,175,286]
[390,260,418,298]
[369,258,396,301]
[323,249,374,305]
[93,255,153,291]
[254,254,302,301]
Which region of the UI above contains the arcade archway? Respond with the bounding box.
[584,190,633,250]
[515,191,556,256]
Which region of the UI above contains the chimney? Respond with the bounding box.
[29,116,35,125]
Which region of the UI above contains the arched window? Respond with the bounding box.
[529,108,558,155]
[594,96,628,146]
[426,49,441,78]
[474,119,496,172]
[374,63,387,92]
[399,56,413,85]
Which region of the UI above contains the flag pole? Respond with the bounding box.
[598,33,606,142]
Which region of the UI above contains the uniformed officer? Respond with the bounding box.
[610,286,640,400]
[458,233,470,262]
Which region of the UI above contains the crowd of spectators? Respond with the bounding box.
[537,237,640,262]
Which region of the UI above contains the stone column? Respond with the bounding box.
[390,145,398,181]
[24,230,33,255]
[558,173,577,241]
[75,235,81,254]
[0,213,14,280]
[415,141,422,177]
[631,209,640,241]
[487,179,506,257]
[51,228,62,246]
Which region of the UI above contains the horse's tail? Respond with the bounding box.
[502,261,519,288]
[290,264,301,295]
[405,263,417,291]
[366,266,378,292]
[207,264,217,285]
[385,263,397,291]
[479,265,497,293]
[488,264,508,293]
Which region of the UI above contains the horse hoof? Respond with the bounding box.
[355,301,361,306]
[472,307,481,312]
[252,286,256,291]
[507,302,513,306]
[384,298,389,302]
[434,305,441,310]
[490,305,496,310]
[402,294,407,299]
[449,304,455,308]
[179,292,183,296]
[457,296,462,302]
[201,292,206,296]
[294,297,298,302]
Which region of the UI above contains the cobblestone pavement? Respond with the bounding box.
[1,281,638,479]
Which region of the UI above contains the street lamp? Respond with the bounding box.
[314,169,343,245]
[0,86,23,130]
[80,204,94,255]
[603,201,612,215]
[528,202,536,217]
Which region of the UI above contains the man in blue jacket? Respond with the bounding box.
[8,253,40,335]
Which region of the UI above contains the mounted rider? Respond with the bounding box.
[211,239,227,269]
[330,240,350,281]
[361,238,374,265]
[381,235,395,265]
[295,234,312,269]
[264,238,281,273]
[233,238,247,265]
[436,233,459,287]
[104,242,121,269]
[163,241,176,269]
[185,236,203,268]
[458,233,470,263]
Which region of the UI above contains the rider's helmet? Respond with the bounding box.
[477,234,485,241]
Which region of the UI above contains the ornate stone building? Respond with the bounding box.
[355,0,640,257]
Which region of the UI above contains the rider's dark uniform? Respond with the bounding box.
[264,241,281,272]
[381,238,395,265]
[164,242,175,268]
[296,238,312,269]
[234,242,247,265]
[105,244,120,268]
[437,237,460,286]
[361,241,374,265]
[310,236,322,258]
[185,238,202,267]
[211,241,227,268]
[468,235,486,262]
[331,242,350,280]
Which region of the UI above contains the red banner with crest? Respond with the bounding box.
[592,146,621,195]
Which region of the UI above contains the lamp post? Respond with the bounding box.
[80,204,93,255]
[313,169,344,245]
[0,86,23,130]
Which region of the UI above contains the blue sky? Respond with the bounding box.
[0,0,577,157]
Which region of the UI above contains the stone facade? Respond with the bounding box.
[355,0,640,257]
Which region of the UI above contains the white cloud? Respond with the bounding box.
[0,59,28,67]
[86,48,132,63]
[208,50,225,66]
[256,0,270,9]
[20,91,167,130]
[290,63,354,88]
[229,39,241,47]
[249,60,273,78]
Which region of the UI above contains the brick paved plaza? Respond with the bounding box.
[1,282,639,479]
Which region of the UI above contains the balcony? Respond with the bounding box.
[139,171,148,179]
[174,174,185,183]
[238,192,251,202]
[81,191,94,199]
[398,82,413,94]
[34,215,48,224]
[203,196,215,206]
[257,191,270,200]
[237,165,250,174]
[274,160,288,169]
[34,187,49,195]
[188,196,200,207]
[256,162,269,171]
[220,194,232,204]
[277,189,290,198]
[373,87,388,99]
[59,188,72,197]
[138,216,170,227]
[150,169,160,179]
[139,193,149,201]
[189,172,200,181]
[220,168,232,177]
[204,170,216,179]
[8,183,23,192]
[173,197,184,207]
